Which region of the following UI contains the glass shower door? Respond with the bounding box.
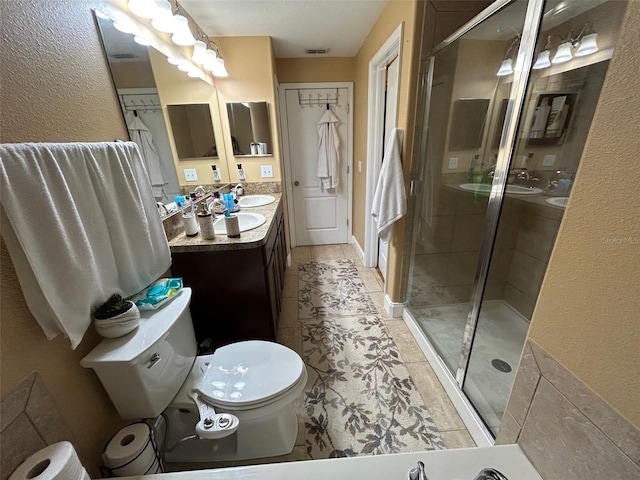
[406,0,530,375]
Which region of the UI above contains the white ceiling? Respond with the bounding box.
[180,0,389,58]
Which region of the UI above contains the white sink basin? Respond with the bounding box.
[237,195,276,208]
[213,212,266,235]
[546,196,569,208]
[459,183,543,195]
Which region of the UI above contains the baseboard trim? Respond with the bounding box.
[384,295,404,318]
[351,235,365,262]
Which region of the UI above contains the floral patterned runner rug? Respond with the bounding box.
[298,260,445,459]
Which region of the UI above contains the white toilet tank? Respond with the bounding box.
[81,288,197,419]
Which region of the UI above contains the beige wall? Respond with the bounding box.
[276,57,356,83]
[213,36,282,183]
[111,61,156,89]
[0,0,132,474]
[352,0,423,300]
[527,0,640,428]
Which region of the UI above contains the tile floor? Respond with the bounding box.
[170,244,475,471]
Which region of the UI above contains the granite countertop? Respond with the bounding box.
[168,193,282,253]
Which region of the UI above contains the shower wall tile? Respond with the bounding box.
[529,342,640,462]
[0,372,75,480]
[453,190,488,215]
[498,341,640,479]
[446,251,477,285]
[450,213,485,252]
[419,215,455,254]
[519,379,640,479]
[503,284,536,320]
[506,251,546,299]
[515,212,560,263]
[1,413,46,479]
[504,342,539,426]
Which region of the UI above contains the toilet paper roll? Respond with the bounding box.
[9,441,90,480]
[102,423,160,477]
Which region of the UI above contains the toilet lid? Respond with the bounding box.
[195,340,305,408]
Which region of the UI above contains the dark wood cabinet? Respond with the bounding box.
[171,201,287,347]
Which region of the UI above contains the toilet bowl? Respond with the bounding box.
[81,288,307,463]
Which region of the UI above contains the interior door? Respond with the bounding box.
[378,56,399,280]
[284,87,350,245]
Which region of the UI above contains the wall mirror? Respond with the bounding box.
[226,102,272,156]
[93,9,229,206]
[167,104,218,159]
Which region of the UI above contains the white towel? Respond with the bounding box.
[317,109,340,191]
[371,128,407,243]
[125,112,167,199]
[0,142,171,348]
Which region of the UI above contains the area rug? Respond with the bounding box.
[298,260,445,459]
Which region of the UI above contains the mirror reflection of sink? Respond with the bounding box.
[458,183,543,195]
[546,196,569,208]
[213,212,266,234]
[237,195,276,208]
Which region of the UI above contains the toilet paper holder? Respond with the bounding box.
[100,422,163,478]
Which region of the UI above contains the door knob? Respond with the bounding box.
[294,181,300,186]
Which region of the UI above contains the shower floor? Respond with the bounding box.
[411,300,529,430]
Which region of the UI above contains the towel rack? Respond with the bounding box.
[119,93,161,113]
[298,89,340,108]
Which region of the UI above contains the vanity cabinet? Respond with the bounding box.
[170,202,286,346]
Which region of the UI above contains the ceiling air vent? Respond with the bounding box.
[111,53,137,60]
[305,48,329,55]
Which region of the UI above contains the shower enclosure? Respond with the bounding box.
[404,0,627,438]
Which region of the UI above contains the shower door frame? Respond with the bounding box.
[403,0,546,444]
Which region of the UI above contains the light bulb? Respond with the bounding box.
[192,40,207,64]
[496,58,513,76]
[171,15,195,46]
[167,56,181,65]
[128,0,158,19]
[113,18,136,34]
[150,0,176,33]
[133,35,151,46]
[177,61,191,72]
[212,55,228,77]
[203,49,217,71]
[532,50,551,69]
[552,42,573,64]
[575,33,598,57]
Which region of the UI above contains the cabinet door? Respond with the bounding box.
[266,250,279,332]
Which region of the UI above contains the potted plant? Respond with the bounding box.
[93,294,140,338]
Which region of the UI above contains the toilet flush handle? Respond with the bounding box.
[147,353,161,369]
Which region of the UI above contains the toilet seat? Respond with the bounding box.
[195,340,305,410]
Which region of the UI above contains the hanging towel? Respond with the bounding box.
[371,128,407,243]
[0,142,171,348]
[317,109,340,190]
[126,112,167,199]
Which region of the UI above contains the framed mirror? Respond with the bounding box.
[93,10,229,204]
[226,102,272,156]
[167,104,218,159]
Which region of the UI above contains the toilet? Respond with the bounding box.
[81,287,307,463]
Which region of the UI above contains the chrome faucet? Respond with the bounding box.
[408,461,428,480]
[473,468,509,480]
[192,185,207,197]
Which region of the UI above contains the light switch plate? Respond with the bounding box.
[448,157,459,169]
[260,165,274,178]
[184,168,198,181]
[542,154,556,167]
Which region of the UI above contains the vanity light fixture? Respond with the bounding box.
[551,40,573,64]
[192,38,208,64]
[201,40,228,77]
[113,17,136,34]
[496,33,521,77]
[128,0,158,19]
[151,0,176,33]
[167,56,181,65]
[532,50,551,69]
[170,8,195,46]
[133,35,152,46]
[575,31,598,57]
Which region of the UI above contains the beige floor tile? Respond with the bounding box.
[369,291,392,319]
[282,274,299,298]
[386,321,427,363]
[405,362,467,432]
[341,244,363,263]
[359,269,383,293]
[291,246,311,262]
[440,429,476,449]
[310,244,346,260]
[278,296,300,328]
[276,327,302,357]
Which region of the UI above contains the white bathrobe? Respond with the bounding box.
[317,109,340,190]
[126,112,167,199]
[371,128,407,242]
